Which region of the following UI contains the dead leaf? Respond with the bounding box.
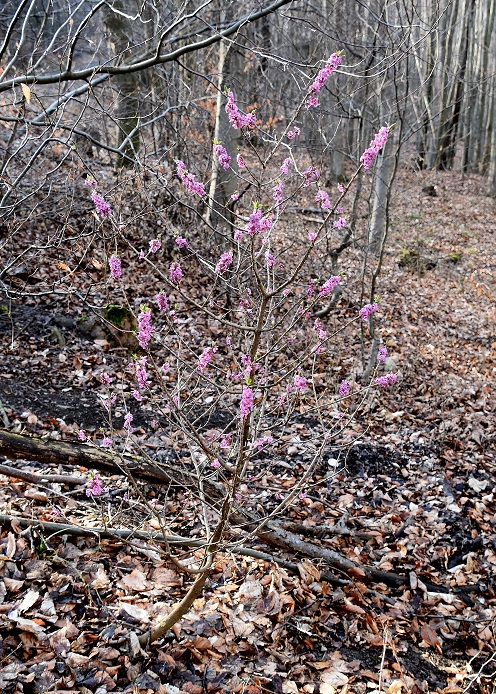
[298,558,321,583]
[117,568,148,591]
[6,532,16,558]
[91,568,111,589]
[119,603,150,623]
[9,616,45,638]
[17,589,40,614]
[21,83,31,102]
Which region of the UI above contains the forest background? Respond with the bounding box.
[0,1,495,693]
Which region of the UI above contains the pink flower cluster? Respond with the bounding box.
[361,126,390,169]
[169,262,183,283]
[176,160,206,196]
[377,345,387,363]
[375,372,397,387]
[91,191,112,218]
[109,255,122,279]
[272,180,284,206]
[280,158,292,175]
[303,166,319,187]
[124,412,133,433]
[156,292,168,311]
[246,209,273,236]
[319,275,341,297]
[197,346,217,373]
[315,190,331,209]
[149,239,161,253]
[294,375,307,391]
[333,217,347,229]
[252,435,274,451]
[176,236,188,248]
[134,356,148,389]
[339,379,351,396]
[220,432,232,448]
[137,309,154,349]
[86,473,108,497]
[225,91,256,129]
[236,154,245,168]
[265,251,276,268]
[287,126,300,140]
[240,386,254,418]
[215,251,233,274]
[306,53,343,109]
[359,302,378,320]
[214,143,231,170]
[101,437,113,448]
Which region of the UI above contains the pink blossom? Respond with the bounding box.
[197,346,217,373]
[101,438,113,448]
[272,180,284,206]
[214,143,231,170]
[287,126,300,140]
[339,380,351,396]
[303,166,319,187]
[109,255,122,279]
[337,183,344,193]
[231,192,239,201]
[246,209,273,235]
[86,473,108,497]
[169,262,183,283]
[124,413,133,433]
[225,91,256,129]
[280,158,292,175]
[135,357,148,389]
[319,275,341,297]
[215,251,233,274]
[78,430,87,441]
[101,372,111,385]
[220,432,232,448]
[294,375,307,391]
[375,372,397,387]
[308,231,317,241]
[253,435,274,451]
[234,229,244,242]
[139,250,145,259]
[175,236,189,248]
[137,309,154,349]
[299,492,307,500]
[333,217,347,229]
[306,53,343,109]
[315,190,331,209]
[149,238,161,253]
[240,386,254,418]
[156,292,168,312]
[307,279,317,297]
[91,192,112,218]
[378,345,387,363]
[176,160,206,196]
[236,153,246,168]
[132,390,142,401]
[359,302,378,320]
[265,251,276,267]
[361,126,390,169]
[84,176,97,188]
[211,458,221,469]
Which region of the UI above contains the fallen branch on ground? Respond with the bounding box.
[0,430,452,600]
[0,462,85,486]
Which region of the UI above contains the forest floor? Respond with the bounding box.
[0,166,495,694]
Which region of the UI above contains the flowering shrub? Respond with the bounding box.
[80,51,396,641]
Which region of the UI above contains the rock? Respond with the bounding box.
[50,326,66,346]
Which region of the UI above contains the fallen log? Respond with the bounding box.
[0,429,436,593]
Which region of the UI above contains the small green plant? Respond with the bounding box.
[103,304,132,328]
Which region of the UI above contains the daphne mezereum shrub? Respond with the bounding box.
[80,52,395,640]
